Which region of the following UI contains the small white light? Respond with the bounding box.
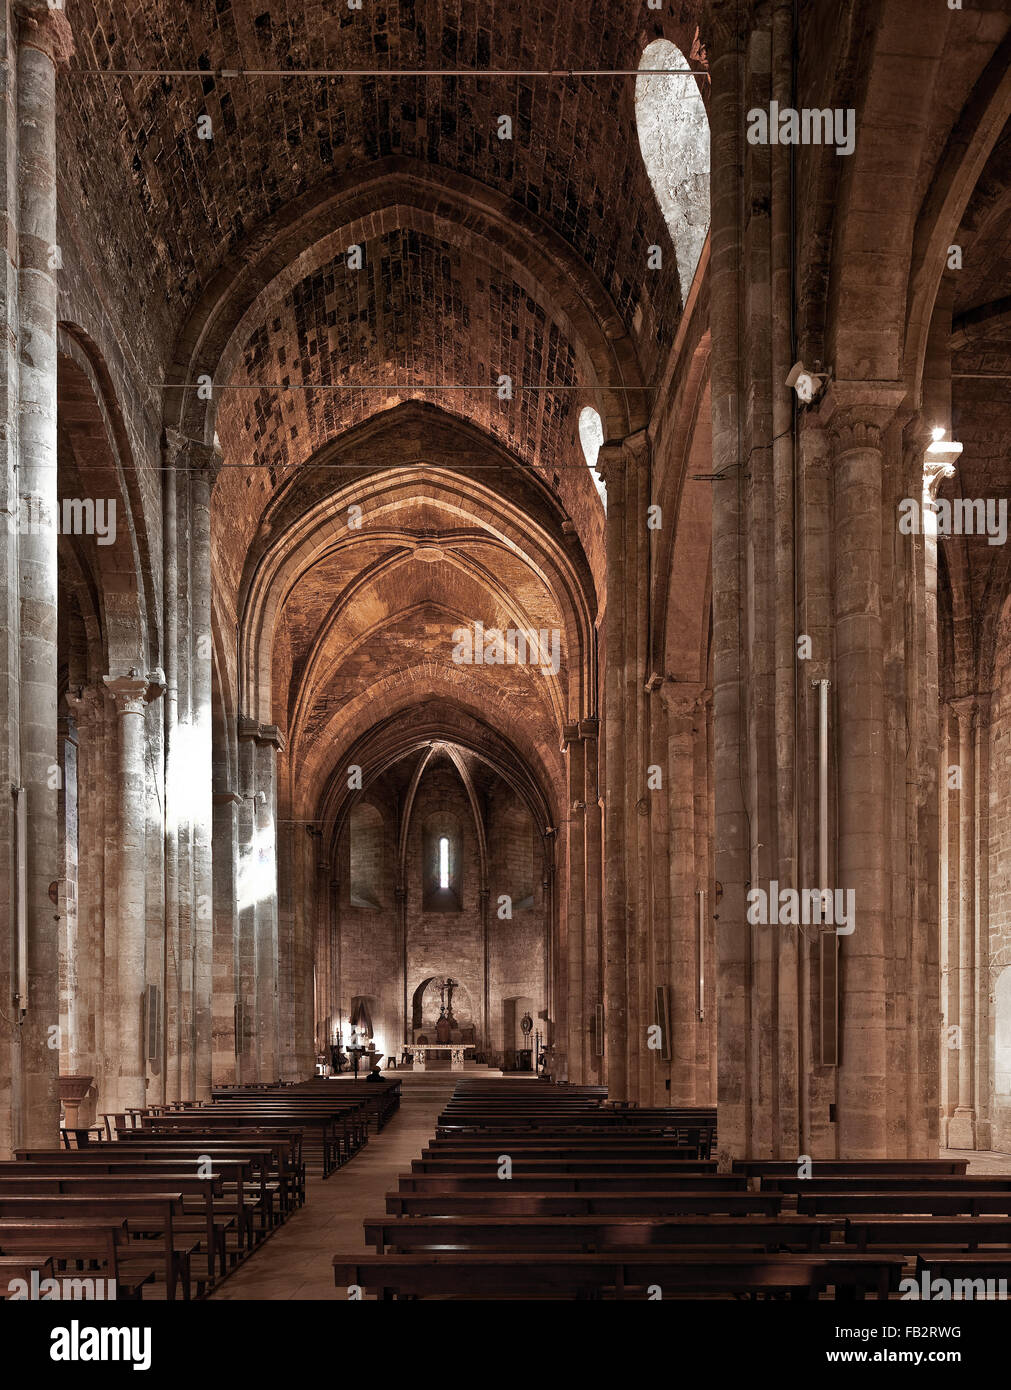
[932,426,946,442]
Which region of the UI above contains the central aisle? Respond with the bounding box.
[211,1072,461,1300]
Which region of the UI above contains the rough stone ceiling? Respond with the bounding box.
[66,0,705,371]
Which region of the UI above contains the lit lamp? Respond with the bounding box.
[923,426,962,529]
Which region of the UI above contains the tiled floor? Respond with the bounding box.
[209,1074,1011,1299]
[211,1068,483,1300]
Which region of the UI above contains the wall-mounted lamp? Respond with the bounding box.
[786,360,831,407]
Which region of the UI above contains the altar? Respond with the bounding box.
[405,1043,474,1071]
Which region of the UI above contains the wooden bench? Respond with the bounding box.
[364,1214,840,1254]
[0,1220,150,1299]
[1,1164,250,1277]
[0,1212,158,1295]
[846,1216,1011,1250]
[385,1190,784,1217]
[395,1172,747,1193]
[737,1159,970,1178]
[408,1158,735,1178]
[798,1191,1011,1216]
[333,1250,903,1300]
[0,1197,181,1297]
[0,1253,56,1298]
[913,1251,1011,1293]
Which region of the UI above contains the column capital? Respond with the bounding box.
[817,380,908,453]
[16,2,75,65]
[595,430,649,489]
[238,716,286,751]
[561,722,581,749]
[163,429,222,485]
[948,694,977,729]
[657,679,708,720]
[103,674,149,715]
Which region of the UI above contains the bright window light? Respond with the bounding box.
[438,836,450,890]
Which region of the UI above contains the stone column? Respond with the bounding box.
[581,722,603,1084]
[597,439,628,1099]
[188,445,217,1098]
[14,0,73,1147]
[64,687,103,1097]
[235,722,258,1082]
[394,883,406,1049]
[823,388,903,1157]
[663,683,706,1104]
[564,724,585,1084]
[212,790,241,1086]
[103,674,160,1113]
[948,695,977,1149]
[973,698,991,1151]
[708,0,750,1157]
[56,700,79,1080]
[255,725,283,1082]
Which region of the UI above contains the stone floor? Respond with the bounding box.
[211,1064,521,1300]
[209,1071,1011,1300]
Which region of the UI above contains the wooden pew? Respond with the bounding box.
[364,1214,840,1254]
[333,1250,904,1300]
[0,1194,184,1299]
[737,1159,970,1178]
[3,1162,254,1273]
[913,1251,1011,1293]
[0,1254,56,1298]
[846,1215,1011,1250]
[385,1190,784,1217]
[798,1191,1011,1217]
[113,1129,305,1205]
[395,1172,747,1193]
[0,1220,145,1298]
[408,1158,732,1177]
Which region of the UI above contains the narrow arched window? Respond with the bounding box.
[578,405,607,509]
[635,38,711,306]
[438,835,450,890]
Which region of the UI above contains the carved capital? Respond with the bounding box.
[949,695,977,731]
[16,2,75,66]
[817,380,908,454]
[257,722,286,753]
[103,674,149,717]
[163,429,222,486]
[594,441,623,492]
[658,679,707,721]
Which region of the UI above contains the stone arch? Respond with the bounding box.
[57,328,154,675]
[238,410,598,733]
[162,160,649,450]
